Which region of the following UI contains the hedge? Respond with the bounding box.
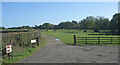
[2,31,41,61]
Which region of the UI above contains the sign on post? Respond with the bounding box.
[31,39,36,43]
[6,45,12,53]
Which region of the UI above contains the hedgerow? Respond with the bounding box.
[2,31,42,61]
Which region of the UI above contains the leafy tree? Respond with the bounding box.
[71,20,79,29]
[21,26,30,29]
[58,22,68,29]
[58,21,79,29]
[80,16,95,29]
[42,23,54,29]
[110,13,120,32]
[94,17,110,30]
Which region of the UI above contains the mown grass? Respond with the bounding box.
[41,29,119,46]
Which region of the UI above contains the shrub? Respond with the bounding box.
[94,29,99,32]
[2,31,41,60]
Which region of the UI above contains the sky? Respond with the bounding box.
[2,2,118,28]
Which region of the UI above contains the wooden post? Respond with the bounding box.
[98,37,100,44]
[111,37,112,44]
[37,36,39,46]
[8,53,10,58]
[32,43,34,48]
[74,35,76,46]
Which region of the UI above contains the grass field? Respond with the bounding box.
[40,29,119,46]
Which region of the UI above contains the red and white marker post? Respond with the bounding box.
[6,45,12,58]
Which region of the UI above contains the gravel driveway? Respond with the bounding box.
[16,35,118,63]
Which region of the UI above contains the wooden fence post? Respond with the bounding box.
[74,35,76,46]
[37,37,39,46]
[8,53,10,58]
[32,43,34,48]
[98,37,100,44]
[37,37,40,46]
[37,34,40,46]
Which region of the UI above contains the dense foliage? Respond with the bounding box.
[2,31,42,61]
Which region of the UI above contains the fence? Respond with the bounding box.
[73,35,120,45]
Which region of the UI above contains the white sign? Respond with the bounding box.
[31,39,37,43]
[6,45,12,53]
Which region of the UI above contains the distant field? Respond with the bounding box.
[40,29,119,46]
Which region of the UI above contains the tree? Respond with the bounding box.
[21,26,30,29]
[7,14,118,30]
[58,22,69,29]
[57,21,79,29]
[93,17,110,30]
[80,16,95,29]
[34,25,39,29]
[109,13,120,32]
[71,20,79,29]
[42,23,54,29]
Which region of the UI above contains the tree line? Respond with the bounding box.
[3,13,119,32]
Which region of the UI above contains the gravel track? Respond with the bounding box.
[16,35,118,63]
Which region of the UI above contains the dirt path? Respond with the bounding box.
[16,35,118,63]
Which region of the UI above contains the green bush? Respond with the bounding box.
[2,31,41,61]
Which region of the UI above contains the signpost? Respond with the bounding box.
[31,39,36,48]
[6,45,12,58]
[31,39,37,43]
[6,45,12,54]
